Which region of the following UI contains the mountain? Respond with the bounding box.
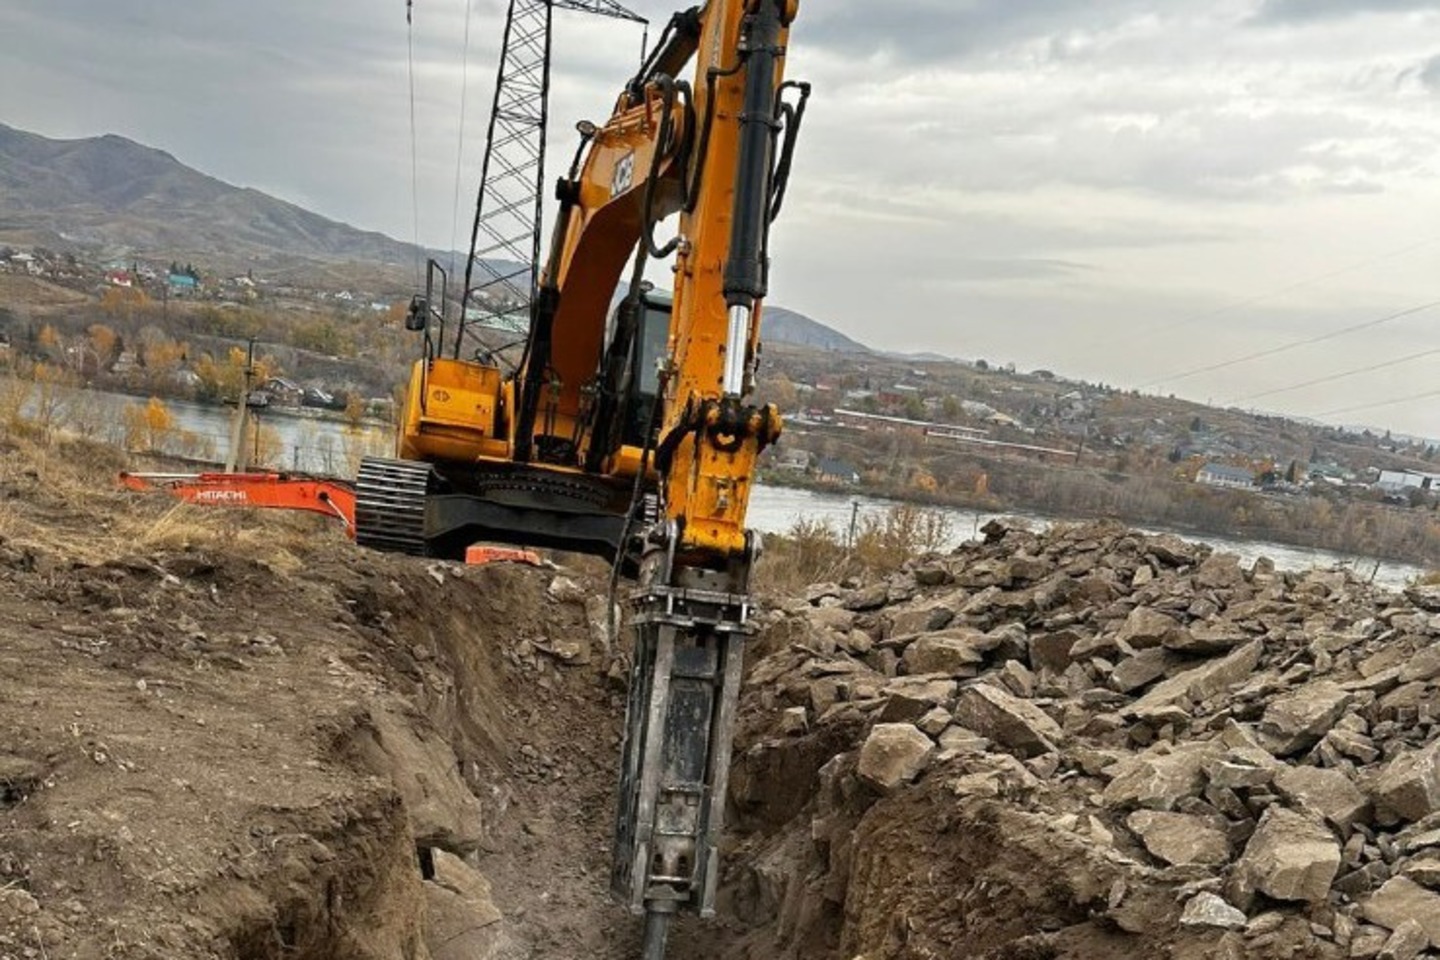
[0,123,420,270]
[0,122,868,350]
[763,305,870,353]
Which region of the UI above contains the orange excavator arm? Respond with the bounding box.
[119,472,357,534]
[518,0,807,563]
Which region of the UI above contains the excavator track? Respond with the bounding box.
[354,456,433,556]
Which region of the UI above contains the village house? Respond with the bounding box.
[813,457,860,485]
[1376,469,1440,493]
[773,448,811,472]
[1196,463,1255,490]
[167,272,199,296]
[256,377,305,407]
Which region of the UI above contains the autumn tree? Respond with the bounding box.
[87,324,120,370]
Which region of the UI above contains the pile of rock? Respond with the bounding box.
[733,519,1440,958]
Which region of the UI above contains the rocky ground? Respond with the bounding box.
[2,435,1440,959]
[727,519,1440,959]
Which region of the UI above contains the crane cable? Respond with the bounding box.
[1136,297,1440,390]
[406,0,424,288]
[448,0,477,282]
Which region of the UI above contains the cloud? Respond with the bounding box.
[1253,0,1440,23]
[798,0,1160,64]
[1422,54,1440,90]
[4,0,1440,435]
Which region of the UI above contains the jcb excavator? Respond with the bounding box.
[355,1,807,955]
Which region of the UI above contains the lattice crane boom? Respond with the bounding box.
[457,0,646,353]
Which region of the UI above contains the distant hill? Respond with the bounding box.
[0,122,867,350]
[763,305,869,353]
[0,123,419,271]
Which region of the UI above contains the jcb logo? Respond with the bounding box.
[611,151,635,197]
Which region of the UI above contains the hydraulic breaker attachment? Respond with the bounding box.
[612,526,756,959]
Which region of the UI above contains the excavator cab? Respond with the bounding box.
[617,289,670,449]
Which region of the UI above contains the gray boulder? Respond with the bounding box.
[951,683,1063,758]
[1232,806,1341,906]
[857,723,936,793]
[1258,681,1354,756]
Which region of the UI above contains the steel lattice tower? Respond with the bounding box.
[456,0,646,355]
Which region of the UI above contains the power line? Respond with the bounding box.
[1085,233,1440,353]
[1313,386,1440,420]
[406,3,424,288]
[1137,297,1440,390]
[1230,345,1440,404]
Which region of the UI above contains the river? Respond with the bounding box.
[742,484,1426,592]
[14,381,1425,591]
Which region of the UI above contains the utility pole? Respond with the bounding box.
[224,338,257,473]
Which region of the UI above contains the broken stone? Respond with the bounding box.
[1400,857,1440,889]
[1351,925,1392,959]
[1117,606,1185,650]
[1259,681,1354,756]
[901,633,985,677]
[1274,765,1369,832]
[916,707,951,737]
[857,723,935,793]
[998,660,1036,698]
[951,683,1063,758]
[1029,630,1081,674]
[1205,757,1275,791]
[1372,742,1440,825]
[1109,647,1178,694]
[1127,810,1230,866]
[1379,919,1429,960]
[1103,742,1220,811]
[424,850,504,960]
[1398,646,1440,684]
[887,604,956,637]
[546,575,587,604]
[1362,877,1440,949]
[777,706,808,737]
[878,674,956,710]
[1123,640,1264,718]
[844,584,889,612]
[936,726,990,758]
[1232,806,1342,906]
[1179,891,1247,930]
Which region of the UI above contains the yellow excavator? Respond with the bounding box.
[355,1,807,955]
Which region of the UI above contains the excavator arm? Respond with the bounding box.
[532,4,807,956]
[361,4,808,955]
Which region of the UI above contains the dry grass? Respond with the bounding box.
[757,503,955,596]
[0,431,331,572]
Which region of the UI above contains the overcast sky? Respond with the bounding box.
[2,0,1439,437]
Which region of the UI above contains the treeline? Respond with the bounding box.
[773,436,1440,567]
[0,292,411,404]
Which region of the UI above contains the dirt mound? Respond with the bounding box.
[0,438,637,960]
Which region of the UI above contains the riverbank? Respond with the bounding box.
[759,464,1440,572]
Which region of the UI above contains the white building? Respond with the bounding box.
[1197,463,1254,489]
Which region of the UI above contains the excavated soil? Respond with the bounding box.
[3,436,1440,960]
